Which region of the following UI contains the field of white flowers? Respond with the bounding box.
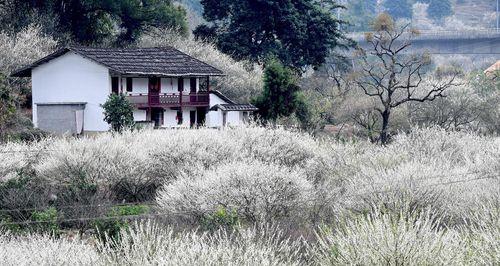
[0,126,499,265]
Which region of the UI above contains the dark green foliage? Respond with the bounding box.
[94,205,150,242]
[253,60,308,123]
[202,207,240,231]
[383,0,413,19]
[427,0,453,21]
[345,0,378,31]
[102,93,134,132]
[1,0,188,45]
[196,0,350,70]
[30,207,59,235]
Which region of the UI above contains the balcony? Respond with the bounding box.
[126,92,209,108]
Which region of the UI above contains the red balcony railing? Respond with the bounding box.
[126,92,209,107]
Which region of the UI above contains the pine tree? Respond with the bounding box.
[253,60,304,122]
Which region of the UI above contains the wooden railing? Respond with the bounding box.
[126,92,209,107]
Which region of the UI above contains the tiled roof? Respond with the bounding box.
[12,46,224,77]
[211,104,258,112]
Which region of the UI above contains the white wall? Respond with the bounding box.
[133,109,147,121]
[161,78,178,94]
[209,93,228,107]
[32,52,110,132]
[132,78,148,94]
[226,111,242,126]
[163,108,196,127]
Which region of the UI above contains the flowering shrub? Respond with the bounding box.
[157,160,314,224]
[98,221,304,266]
[0,126,499,264]
[312,210,466,265]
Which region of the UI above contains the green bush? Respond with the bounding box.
[201,207,240,231]
[94,204,150,243]
[30,207,59,235]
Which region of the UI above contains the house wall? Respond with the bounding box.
[133,109,147,121]
[32,52,110,132]
[163,107,196,127]
[123,77,200,94]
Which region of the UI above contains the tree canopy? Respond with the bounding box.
[195,0,350,70]
[1,0,188,45]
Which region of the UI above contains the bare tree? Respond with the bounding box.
[354,14,460,144]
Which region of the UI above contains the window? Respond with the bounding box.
[126,77,133,92]
[111,77,119,94]
[190,78,197,93]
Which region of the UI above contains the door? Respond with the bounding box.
[149,77,161,104]
[222,111,227,127]
[190,110,196,128]
[196,107,206,126]
[150,108,164,127]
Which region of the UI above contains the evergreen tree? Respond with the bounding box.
[102,93,134,132]
[253,60,305,122]
[427,0,453,21]
[383,0,413,20]
[1,0,188,45]
[196,0,351,70]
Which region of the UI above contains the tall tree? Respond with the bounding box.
[427,0,453,21]
[383,0,413,20]
[354,14,460,144]
[1,0,188,45]
[195,0,351,71]
[253,60,306,122]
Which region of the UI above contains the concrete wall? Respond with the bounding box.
[32,52,110,132]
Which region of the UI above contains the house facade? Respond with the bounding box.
[12,47,257,134]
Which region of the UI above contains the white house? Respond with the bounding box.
[12,47,257,134]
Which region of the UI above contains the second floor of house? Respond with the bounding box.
[114,76,212,108]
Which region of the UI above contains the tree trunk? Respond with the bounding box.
[379,108,391,145]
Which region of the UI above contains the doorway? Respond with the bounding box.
[150,108,164,128]
[190,110,196,128]
[196,107,206,126]
[148,77,161,104]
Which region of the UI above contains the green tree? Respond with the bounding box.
[383,0,413,19]
[196,0,351,70]
[427,0,453,21]
[1,0,188,45]
[102,93,134,132]
[253,60,306,123]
